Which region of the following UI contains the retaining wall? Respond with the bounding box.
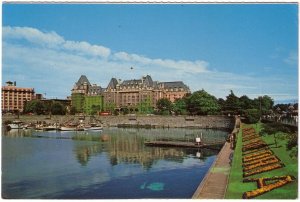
[2,115,235,130]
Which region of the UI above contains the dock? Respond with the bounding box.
[144,140,224,149]
[192,141,232,199]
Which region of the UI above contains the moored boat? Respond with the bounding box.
[42,123,59,131]
[60,126,77,131]
[8,121,27,129]
[84,123,103,131]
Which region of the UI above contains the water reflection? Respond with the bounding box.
[2,127,227,199]
[71,128,222,168]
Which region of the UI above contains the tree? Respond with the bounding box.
[138,97,153,114]
[70,106,77,115]
[91,105,101,115]
[173,98,187,115]
[218,98,226,111]
[51,102,66,115]
[239,95,254,110]
[187,90,220,115]
[244,109,261,124]
[156,98,172,115]
[260,95,274,112]
[225,90,240,113]
[24,100,46,115]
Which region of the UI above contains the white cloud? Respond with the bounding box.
[3,26,64,48]
[3,26,111,58]
[2,26,298,102]
[113,51,208,73]
[63,40,111,58]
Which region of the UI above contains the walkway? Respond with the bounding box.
[192,141,232,199]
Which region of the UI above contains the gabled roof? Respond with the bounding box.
[161,81,190,90]
[76,75,91,86]
[88,85,103,95]
[121,79,142,86]
[107,78,118,89]
[143,75,153,86]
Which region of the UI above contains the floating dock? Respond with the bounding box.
[144,140,224,149]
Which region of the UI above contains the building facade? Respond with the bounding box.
[71,75,190,114]
[71,75,104,114]
[83,95,104,115]
[2,81,35,113]
[104,75,190,113]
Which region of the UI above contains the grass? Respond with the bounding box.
[225,122,298,199]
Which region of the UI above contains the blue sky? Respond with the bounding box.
[2,3,298,103]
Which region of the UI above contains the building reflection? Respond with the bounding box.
[73,132,219,168]
[3,128,33,137]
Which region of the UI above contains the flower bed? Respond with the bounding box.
[243,163,284,177]
[243,152,273,163]
[243,136,260,142]
[242,142,268,152]
[243,150,273,162]
[243,155,277,166]
[243,157,279,172]
[242,175,295,199]
[243,139,265,147]
[242,147,270,156]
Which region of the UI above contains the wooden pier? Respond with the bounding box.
[144,140,225,149]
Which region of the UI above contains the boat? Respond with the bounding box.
[8,121,27,129]
[43,124,59,131]
[84,123,103,131]
[60,125,77,131]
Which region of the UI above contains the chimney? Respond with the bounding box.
[14,81,16,86]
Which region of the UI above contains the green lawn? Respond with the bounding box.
[225,122,298,199]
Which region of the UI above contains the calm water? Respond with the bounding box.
[2,127,227,199]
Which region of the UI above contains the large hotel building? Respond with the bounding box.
[71,75,190,113]
[2,81,35,113]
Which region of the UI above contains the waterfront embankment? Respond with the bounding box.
[192,117,240,199]
[2,115,234,130]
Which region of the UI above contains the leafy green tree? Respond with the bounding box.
[104,102,116,113]
[138,97,153,114]
[239,95,254,109]
[156,98,173,115]
[91,105,101,115]
[187,90,220,115]
[24,100,46,115]
[70,106,77,115]
[218,98,226,111]
[244,109,261,124]
[225,90,240,113]
[51,102,66,115]
[173,98,188,115]
[260,95,274,111]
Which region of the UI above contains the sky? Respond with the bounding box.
[2,3,298,103]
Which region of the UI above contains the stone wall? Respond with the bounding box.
[3,115,234,130]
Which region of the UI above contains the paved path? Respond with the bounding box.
[192,141,232,199]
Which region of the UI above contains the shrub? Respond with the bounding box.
[289,146,298,159]
[287,133,298,150]
[244,109,261,124]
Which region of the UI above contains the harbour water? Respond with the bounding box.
[2,127,228,199]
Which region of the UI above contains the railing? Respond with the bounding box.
[262,116,298,127]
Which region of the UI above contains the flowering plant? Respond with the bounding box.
[242,175,295,199]
[243,157,279,172]
[242,142,267,152]
[243,150,273,162]
[243,163,284,177]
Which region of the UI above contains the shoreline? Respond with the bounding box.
[2,114,235,130]
[192,117,240,199]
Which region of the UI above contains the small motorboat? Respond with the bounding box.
[60,125,77,131]
[84,123,103,131]
[8,121,27,129]
[43,124,59,131]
